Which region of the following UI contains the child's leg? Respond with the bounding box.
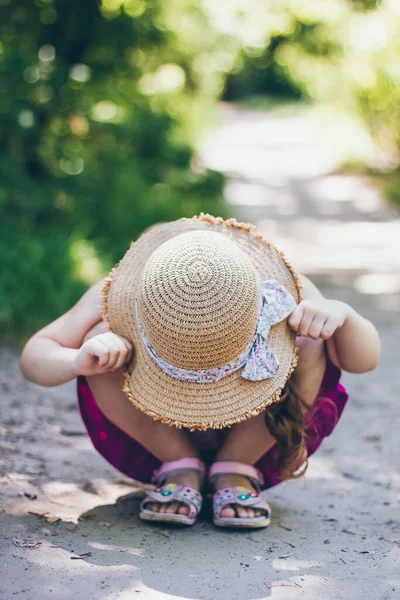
[212,338,327,519]
[86,370,200,515]
[208,412,274,519]
[215,411,276,466]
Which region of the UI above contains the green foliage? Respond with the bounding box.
[381,168,400,211]
[2,0,400,340]
[224,20,336,101]
[219,1,400,167]
[0,0,228,340]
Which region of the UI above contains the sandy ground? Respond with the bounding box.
[1,104,399,600]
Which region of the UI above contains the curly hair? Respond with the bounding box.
[264,378,310,481]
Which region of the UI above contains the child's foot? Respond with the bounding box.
[213,474,264,519]
[146,470,202,516]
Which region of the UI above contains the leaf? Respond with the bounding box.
[14,539,42,549]
[24,493,38,500]
[46,516,62,523]
[278,523,292,531]
[70,552,92,560]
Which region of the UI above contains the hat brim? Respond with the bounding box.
[103,215,302,430]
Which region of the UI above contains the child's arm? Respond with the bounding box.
[288,276,381,374]
[20,281,133,387]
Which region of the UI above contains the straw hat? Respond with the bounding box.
[102,214,302,430]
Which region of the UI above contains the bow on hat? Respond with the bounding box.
[241,280,297,381]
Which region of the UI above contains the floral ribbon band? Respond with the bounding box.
[136,280,297,383]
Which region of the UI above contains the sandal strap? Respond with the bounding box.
[208,461,264,491]
[141,484,203,519]
[152,458,206,486]
[213,486,270,520]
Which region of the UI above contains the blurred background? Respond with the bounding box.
[1,0,400,341]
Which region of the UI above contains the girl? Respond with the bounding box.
[20,214,380,529]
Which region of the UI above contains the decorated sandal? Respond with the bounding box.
[140,458,206,526]
[208,461,271,529]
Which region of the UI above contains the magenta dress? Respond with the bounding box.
[77,360,348,490]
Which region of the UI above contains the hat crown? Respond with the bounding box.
[138,230,259,369]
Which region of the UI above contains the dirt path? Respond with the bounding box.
[1,104,399,599]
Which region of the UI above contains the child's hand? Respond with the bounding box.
[288,299,350,340]
[73,332,133,377]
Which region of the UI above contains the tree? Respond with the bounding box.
[0,0,226,338]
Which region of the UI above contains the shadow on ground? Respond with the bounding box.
[1,449,399,600]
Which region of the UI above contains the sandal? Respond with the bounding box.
[208,461,271,529]
[140,458,206,526]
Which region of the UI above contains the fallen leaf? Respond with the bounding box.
[342,472,362,481]
[342,529,356,535]
[24,493,37,500]
[279,554,292,559]
[70,552,92,560]
[278,523,292,531]
[46,516,61,524]
[14,540,42,549]
[152,530,170,538]
[60,429,86,437]
[363,434,381,442]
